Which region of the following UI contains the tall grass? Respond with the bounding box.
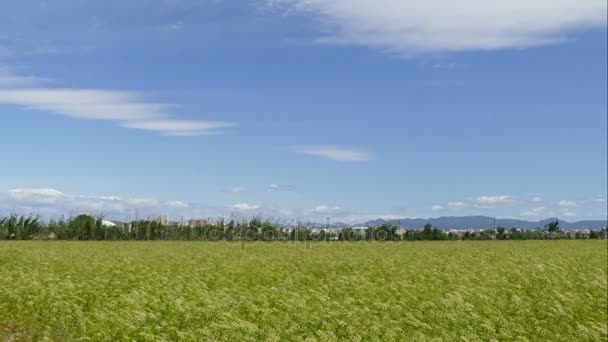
[0,241,605,340]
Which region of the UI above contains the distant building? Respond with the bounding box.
[101,220,117,227]
[155,215,169,226]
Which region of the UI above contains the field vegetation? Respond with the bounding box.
[0,241,606,341]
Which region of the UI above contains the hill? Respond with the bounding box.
[362,216,607,230]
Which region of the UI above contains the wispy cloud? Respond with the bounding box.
[0,89,166,120]
[475,195,519,206]
[1,188,227,219]
[447,201,469,209]
[520,206,547,218]
[227,186,250,194]
[231,203,260,211]
[559,200,578,208]
[445,195,519,210]
[0,67,47,88]
[126,198,160,207]
[268,183,295,192]
[431,62,460,70]
[4,188,133,217]
[163,21,184,33]
[121,119,234,136]
[7,188,68,203]
[269,0,607,53]
[166,200,189,209]
[291,145,372,162]
[0,68,234,136]
[308,205,345,215]
[431,205,444,211]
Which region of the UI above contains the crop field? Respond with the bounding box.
[0,241,606,341]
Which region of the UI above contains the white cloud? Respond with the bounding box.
[531,196,544,203]
[292,145,372,161]
[121,120,234,136]
[228,186,250,194]
[126,198,160,207]
[444,196,518,210]
[592,196,607,203]
[431,62,459,70]
[0,188,204,219]
[447,201,469,208]
[99,196,121,201]
[431,205,444,211]
[163,21,184,33]
[476,195,519,205]
[0,89,167,121]
[334,213,410,223]
[8,188,68,203]
[269,0,607,53]
[166,200,189,209]
[268,183,295,192]
[5,188,129,216]
[1,188,344,222]
[231,203,260,211]
[520,206,546,218]
[0,67,47,88]
[0,68,234,136]
[309,205,345,215]
[559,200,578,207]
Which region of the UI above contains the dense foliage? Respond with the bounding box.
[0,214,606,241]
[0,241,606,340]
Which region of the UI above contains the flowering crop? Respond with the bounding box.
[0,241,606,341]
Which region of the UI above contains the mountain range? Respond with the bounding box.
[347,216,608,230]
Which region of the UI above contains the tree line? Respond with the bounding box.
[0,214,606,241]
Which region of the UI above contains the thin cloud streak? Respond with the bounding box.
[476,195,519,205]
[0,68,234,136]
[121,119,235,135]
[0,67,48,88]
[291,145,372,162]
[227,186,250,194]
[268,184,295,192]
[559,200,578,208]
[231,203,261,211]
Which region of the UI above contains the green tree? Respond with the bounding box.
[545,220,560,233]
[68,215,97,240]
[422,223,433,240]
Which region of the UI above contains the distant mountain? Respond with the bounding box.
[362,216,607,230]
[323,222,351,229]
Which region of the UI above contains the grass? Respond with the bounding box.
[0,241,606,341]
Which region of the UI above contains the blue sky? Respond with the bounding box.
[0,0,606,223]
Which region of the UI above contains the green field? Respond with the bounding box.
[1,241,606,341]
